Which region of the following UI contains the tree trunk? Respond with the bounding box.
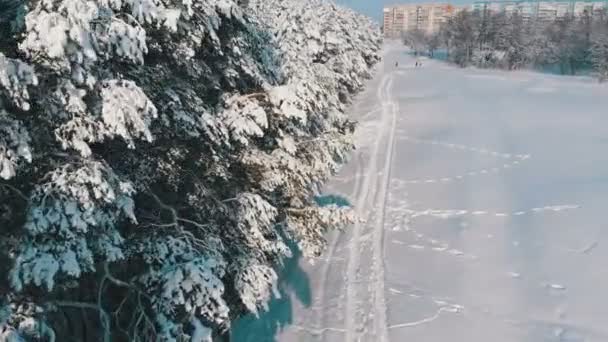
[569,59,576,75]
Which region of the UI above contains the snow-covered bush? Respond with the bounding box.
[0,0,381,340]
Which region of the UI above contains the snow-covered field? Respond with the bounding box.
[233,44,608,341]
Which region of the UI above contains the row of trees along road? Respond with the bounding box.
[0,0,382,340]
[403,9,608,81]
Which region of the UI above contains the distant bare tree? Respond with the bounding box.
[426,33,441,58]
[438,7,608,80]
[591,34,608,81]
[403,29,428,56]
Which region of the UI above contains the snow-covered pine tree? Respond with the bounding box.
[245,0,381,256]
[0,0,381,340]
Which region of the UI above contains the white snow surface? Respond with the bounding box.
[233,43,608,341]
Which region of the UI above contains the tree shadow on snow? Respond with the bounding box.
[231,240,312,342]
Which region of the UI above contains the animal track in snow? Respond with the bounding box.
[393,136,532,185]
[387,295,464,330]
[546,283,567,291]
[507,272,521,279]
[400,136,530,160]
[403,205,581,220]
[408,244,426,250]
[388,214,478,260]
[336,137,532,186]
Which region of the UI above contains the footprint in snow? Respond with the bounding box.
[507,272,521,279]
[544,283,567,291]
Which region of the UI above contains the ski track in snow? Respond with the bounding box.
[313,69,384,335]
[314,146,365,332]
[306,58,392,335]
[368,73,397,342]
[343,69,393,342]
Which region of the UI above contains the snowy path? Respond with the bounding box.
[343,68,394,342]
[233,44,608,342]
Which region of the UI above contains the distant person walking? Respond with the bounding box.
[395,61,399,68]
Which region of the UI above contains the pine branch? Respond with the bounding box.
[54,301,110,342]
[0,183,28,201]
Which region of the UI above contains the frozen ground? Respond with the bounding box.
[232,44,608,342]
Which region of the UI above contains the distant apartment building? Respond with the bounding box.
[383,4,463,38]
[472,0,607,21]
[383,0,607,38]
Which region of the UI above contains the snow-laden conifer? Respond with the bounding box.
[0,0,381,339]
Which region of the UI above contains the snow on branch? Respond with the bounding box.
[99,79,158,146]
[234,193,290,258]
[220,94,268,147]
[19,0,99,71]
[0,112,32,180]
[10,161,136,291]
[55,79,157,156]
[0,54,38,111]
[233,260,279,315]
[286,205,355,258]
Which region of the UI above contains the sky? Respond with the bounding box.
[335,0,468,22]
[334,0,394,22]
